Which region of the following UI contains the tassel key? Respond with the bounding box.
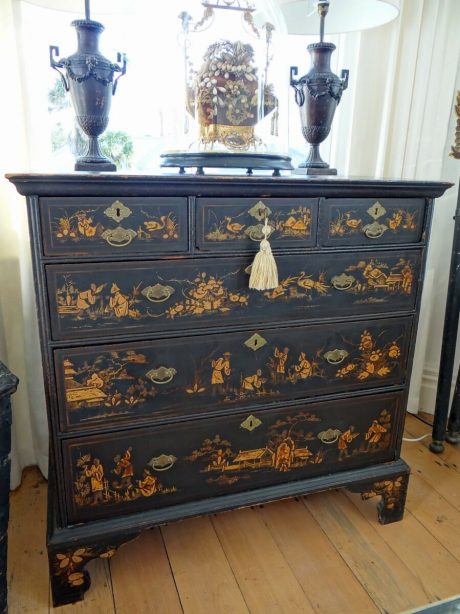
[249,218,279,291]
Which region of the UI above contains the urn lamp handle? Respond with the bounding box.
[49,46,69,92]
[112,52,127,96]
[341,69,349,92]
[290,66,305,107]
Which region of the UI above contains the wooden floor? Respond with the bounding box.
[7,414,460,614]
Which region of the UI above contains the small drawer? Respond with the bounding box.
[320,198,426,246]
[55,316,412,432]
[46,249,421,341]
[63,390,402,524]
[196,197,318,251]
[40,197,188,256]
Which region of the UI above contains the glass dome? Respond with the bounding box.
[161,0,292,174]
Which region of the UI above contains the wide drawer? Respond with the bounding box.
[46,249,421,340]
[40,197,188,256]
[55,316,412,432]
[196,197,318,251]
[63,390,403,524]
[319,198,426,246]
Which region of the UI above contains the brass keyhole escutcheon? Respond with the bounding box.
[241,415,262,432]
[104,200,132,222]
[367,201,386,220]
[244,333,267,352]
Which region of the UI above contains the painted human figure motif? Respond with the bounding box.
[138,468,158,497]
[84,458,104,505]
[401,263,413,294]
[86,372,104,389]
[76,283,100,316]
[365,420,387,451]
[275,438,294,472]
[112,448,134,490]
[274,347,289,382]
[109,283,129,318]
[293,352,313,380]
[211,352,232,395]
[242,369,266,393]
[338,426,358,461]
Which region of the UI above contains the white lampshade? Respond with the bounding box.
[278,0,400,35]
[20,0,134,15]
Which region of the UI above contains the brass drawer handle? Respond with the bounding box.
[141,283,175,303]
[324,349,349,365]
[101,226,137,247]
[245,223,274,242]
[146,366,177,385]
[363,222,388,239]
[148,454,177,472]
[331,274,355,291]
[317,428,341,444]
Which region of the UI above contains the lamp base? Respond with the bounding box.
[292,167,337,176]
[74,159,117,172]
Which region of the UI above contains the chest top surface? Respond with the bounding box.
[6,173,452,199]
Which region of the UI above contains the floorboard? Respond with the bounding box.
[7,414,460,613]
[162,516,248,614]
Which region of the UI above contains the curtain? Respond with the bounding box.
[0,0,49,488]
[330,0,460,412]
[1,0,459,488]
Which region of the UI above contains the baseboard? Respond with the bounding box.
[418,363,459,414]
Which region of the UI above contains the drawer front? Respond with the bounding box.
[56,316,412,432]
[47,250,421,340]
[320,198,425,246]
[63,390,402,523]
[41,197,188,255]
[196,198,318,251]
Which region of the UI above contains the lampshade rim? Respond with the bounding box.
[279,0,400,36]
[71,19,105,30]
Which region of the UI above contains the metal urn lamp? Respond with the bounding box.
[290,0,348,174]
[49,0,126,171]
[280,0,400,174]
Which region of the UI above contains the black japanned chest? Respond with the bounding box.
[7,173,451,607]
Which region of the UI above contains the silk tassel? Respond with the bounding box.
[249,217,279,291]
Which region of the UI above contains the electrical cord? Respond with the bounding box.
[403,411,433,442]
[402,433,431,442]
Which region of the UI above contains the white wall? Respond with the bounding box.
[418,62,460,413]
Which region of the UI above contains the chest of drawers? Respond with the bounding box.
[7,173,450,607]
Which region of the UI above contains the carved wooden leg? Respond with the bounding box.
[49,543,118,607]
[348,471,410,525]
